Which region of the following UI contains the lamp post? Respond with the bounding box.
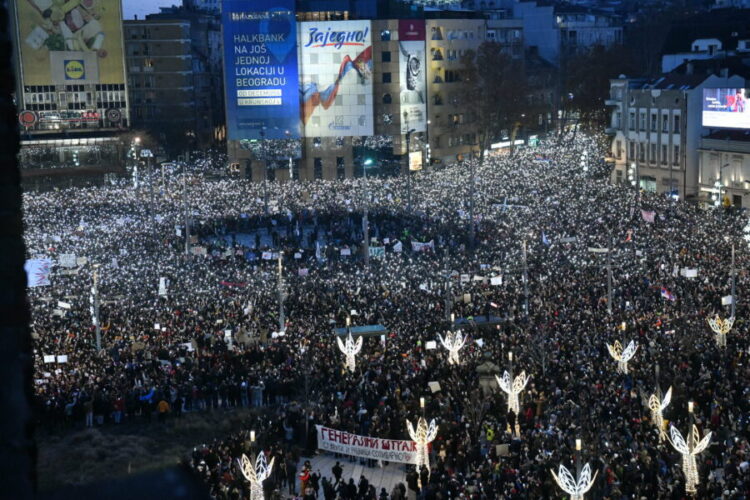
[239,434,275,500]
[522,237,529,316]
[668,402,712,495]
[496,351,529,437]
[731,240,736,318]
[260,127,268,214]
[336,317,363,373]
[133,136,141,189]
[551,439,597,500]
[606,340,637,374]
[406,403,437,489]
[183,169,190,256]
[406,127,416,211]
[277,252,285,334]
[362,157,373,269]
[90,264,102,351]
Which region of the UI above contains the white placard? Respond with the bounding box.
[43,355,55,363]
[425,341,437,350]
[56,355,68,364]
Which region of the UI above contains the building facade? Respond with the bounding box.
[606,71,745,199]
[699,130,750,208]
[10,0,130,174]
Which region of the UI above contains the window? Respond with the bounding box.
[336,157,345,180]
[650,144,656,163]
[314,158,323,179]
[638,143,645,161]
[629,112,635,130]
[382,72,391,83]
[266,166,276,182]
[661,145,667,165]
[639,112,646,131]
[628,141,635,160]
[382,93,392,104]
[380,30,391,41]
[662,114,669,133]
[673,115,680,132]
[313,137,322,147]
[616,169,623,184]
[650,114,657,132]
[673,145,680,165]
[381,51,391,63]
[615,140,622,159]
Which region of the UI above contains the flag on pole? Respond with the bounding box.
[660,287,676,301]
[542,231,550,246]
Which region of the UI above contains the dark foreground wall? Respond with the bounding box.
[0,1,35,499]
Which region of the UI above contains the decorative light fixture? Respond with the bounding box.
[239,449,275,500]
[336,331,363,373]
[495,352,529,436]
[667,402,711,495]
[707,315,734,348]
[551,439,597,500]
[437,330,467,364]
[606,340,637,374]
[406,413,438,488]
[647,386,672,442]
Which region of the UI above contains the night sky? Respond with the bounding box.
[123,0,179,20]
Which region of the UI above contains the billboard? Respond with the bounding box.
[703,88,750,129]
[222,0,300,140]
[398,20,426,134]
[299,21,373,137]
[15,0,125,86]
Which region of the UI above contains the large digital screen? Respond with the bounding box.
[703,88,750,129]
[398,20,426,134]
[15,0,126,86]
[222,0,300,140]
[299,20,373,137]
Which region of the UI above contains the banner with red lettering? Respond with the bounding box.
[316,425,419,464]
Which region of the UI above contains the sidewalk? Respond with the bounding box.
[297,453,407,493]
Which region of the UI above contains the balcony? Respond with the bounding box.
[604,98,620,106]
[605,127,617,135]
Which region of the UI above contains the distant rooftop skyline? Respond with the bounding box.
[124,0,178,20]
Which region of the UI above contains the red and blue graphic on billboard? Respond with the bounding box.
[222,0,300,140]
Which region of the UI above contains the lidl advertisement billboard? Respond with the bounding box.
[222,0,300,140]
[703,88,750,129]
[398,20,426,134]
[15,0,126,86]
[299,20,373,137]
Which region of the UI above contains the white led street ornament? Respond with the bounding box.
[239,451,275,500]
[707,315,734,348]
[495,370,530,416]
[336,332,363,373]
[551,462,597,500]
[647,386,672,442]
[406,414,438,488]
[437,330,467,364]
[668,418,711,495]
[607,340,637,374]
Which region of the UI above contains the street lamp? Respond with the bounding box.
[363,157,374,269]
[90,264,102,351]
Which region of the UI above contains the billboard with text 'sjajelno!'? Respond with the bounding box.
[703,88,750,129]
[222,0,300,140]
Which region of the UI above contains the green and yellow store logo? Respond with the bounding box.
[64,60,85,80]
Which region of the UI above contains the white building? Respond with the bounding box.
[698,130,750,208]
[606,71,745,199]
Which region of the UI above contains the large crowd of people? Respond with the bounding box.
[25,135,750,499]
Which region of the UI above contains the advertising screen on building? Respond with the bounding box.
[299,20,373,137]
[15,0,125,86]
[703,88,750,129]
[398,20,426,134]
[409,150,423,171]
[222,0,300,140]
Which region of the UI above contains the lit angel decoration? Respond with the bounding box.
[707,315,734,348]
[437,330,467,364]
[647,386,672,442]
[551,462,598,500]
[495,370,530,416]
[406,416,438,488]
[336,332,363,373]
[606,340,638,374]
[239,451,275,500]
[667,422,712,494]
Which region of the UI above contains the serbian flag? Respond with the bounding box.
[660,287,676,302]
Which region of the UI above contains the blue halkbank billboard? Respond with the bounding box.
[222,0,300,140]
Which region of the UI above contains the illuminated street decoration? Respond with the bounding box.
[668,420,711,495]
[437,330,467,364]
[336,332,363,372]
[406,414,437,487]
[239,451,275,500]
[707,315,734,348]
[648,386,672,442]
[607,340,637,374]
[551,461,597,500]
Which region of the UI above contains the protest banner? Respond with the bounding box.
[316,426,420,464]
